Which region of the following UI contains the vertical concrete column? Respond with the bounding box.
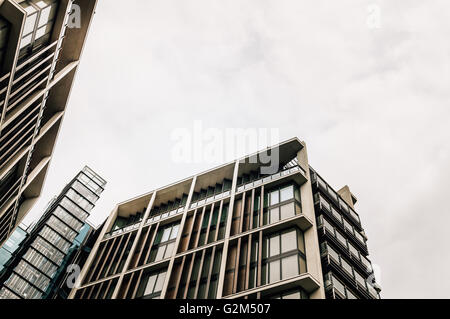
[111,192,156,298]
[215,159,240,298]
[68,204,120,299]
[160,176,197,298]
[297,142,325,299]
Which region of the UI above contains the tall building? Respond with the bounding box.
[0,165,106,299]
[0,0,98,246]
[0,223,26,271]
[44,220,103,299]
[310,169,381,299]
[69,138,380,300]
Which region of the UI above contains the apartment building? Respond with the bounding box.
[0,165,105,299]
[68,138,380,299]
[0,0,98,246]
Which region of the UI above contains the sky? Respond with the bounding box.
[21,0,450,298]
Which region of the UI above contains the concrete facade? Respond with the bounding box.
[68,138,380,300]
[0,0,98,246]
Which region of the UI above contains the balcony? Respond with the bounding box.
[190,190,230,209]
[315,196,368,255]
[236,165,306,194]
[190,179,232,209]
[146,206,185,225]
[103,222,141,240]
[311,170,362,230]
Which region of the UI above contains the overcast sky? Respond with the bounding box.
[21,0,450,298]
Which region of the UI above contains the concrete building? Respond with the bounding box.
[69,138,380,299]
[0,0,98,246]
[0,165,105,299]
[0,223,26,271]
[44,220,103,299]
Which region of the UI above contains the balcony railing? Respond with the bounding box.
[311,170,362,228]
[190,190,231,209]
[236,165,306,194]
[104,221,141,240]
[315,194,368,250]
[147,206,185,224]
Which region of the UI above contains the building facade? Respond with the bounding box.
[0,223,26,271]
[69,138,380,300]
[0,0,98,246]
[311,169,381,299]
[0,165,106,299]
[44,220,103,299]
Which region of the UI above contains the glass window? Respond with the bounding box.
[170,224,179,240]
[66,189,94,212]
[317,176,327,190]
[360,255,372,272]
[343,219,354,234]
[347,289,358,299]
[71,180,98,204]
[348,243,359,259]
[280,202,295,220]
[328,245,340,262]
[263,228,306,285]
[331,207,342,223]
[368,283,379,299]
[269,260,280,283]
[339,199,349,213]
[143,274,157,296]
[60,198,89,221]
[31,236,65,265]
[332,275,346,297]
[320,196,331,211]
[280,185,293,202]
[269,207,279,224]
[38,226,71,252]
[23,12,37,35]
[47,216,77,241]
[270,191,279,205]
[139,270,166,299]
[328,188,338,202]
[349,209,360,224]
[269,235,280,257]
[154,271,166,292]
[294,187,301,202]
[297,231,305,254]
[20,33,33,49]
[164,242,175,259]
[340,258,353,277]
[53,207,83,231]
[354,231,366,244]
[295,202,302,215]
[335,230,347,248]
[281,255,298,279]
[161,228,171,243]
[154,245,166,261]
[34,22,52,39]
[36,0,59,27]
[322,218,335,235]
[355,271,366,289]
[281,230,297,253]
